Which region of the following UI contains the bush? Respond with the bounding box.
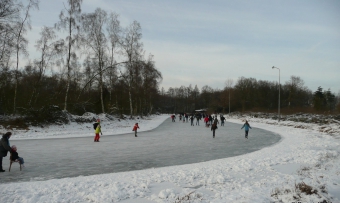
[17,105,69,126]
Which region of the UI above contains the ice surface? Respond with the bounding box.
[1,118,280,183]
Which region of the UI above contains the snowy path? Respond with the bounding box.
[1,118,280,183]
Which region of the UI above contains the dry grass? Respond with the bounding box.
[173,191,203,203]
[0,117,29,130]
[295,182,318,195]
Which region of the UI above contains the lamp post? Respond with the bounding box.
[272,66,280,122]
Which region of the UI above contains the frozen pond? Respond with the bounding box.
[1,118,280,183]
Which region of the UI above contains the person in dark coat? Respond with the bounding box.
[208,115,213,125]
[195,114,200,126]
[220,115,226,126]
[190,115,194,126]
[0,132,13,172]
[211,118,219,138]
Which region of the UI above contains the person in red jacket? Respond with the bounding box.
[133,123,140,137]
[204,116,209,127]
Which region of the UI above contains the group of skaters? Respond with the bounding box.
[171,113,252,139]
[1,116,252,172]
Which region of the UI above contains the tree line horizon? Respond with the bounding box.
[1,0,339,118]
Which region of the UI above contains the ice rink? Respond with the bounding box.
[2,118,280,183]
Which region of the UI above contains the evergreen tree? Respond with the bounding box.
[324,89,336,111]
[313,86,325,111]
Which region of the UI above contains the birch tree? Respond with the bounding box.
[13,0,39,113]
[106,12,121,108]
[82,8,108,113]
[121,20,143,118]
[55,0,82,111]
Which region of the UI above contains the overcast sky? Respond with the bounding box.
[27,0,340,93]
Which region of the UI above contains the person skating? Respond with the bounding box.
[94,119,102,142]
[208,115,213,125]
[213,117,219,125]
[220,115,226,126]
[204,115,209,127]
[211,118,219,138]
[190,115,194,126]
[0,132,14,172]
[171,114,176,122]
[133,123,140,137]
[241,120,252,139]
[195,114,200,126]
[10,145,25,167]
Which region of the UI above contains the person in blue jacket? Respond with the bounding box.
[241,120,252,139]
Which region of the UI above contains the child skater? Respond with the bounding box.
[133,123,140,137]
[241,120,252,139]
[94,119,102,142]
[10,145,25,167]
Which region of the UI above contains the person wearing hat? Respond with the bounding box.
[94,119,102,142]
[10,145,25,167]
[0,132,14,172]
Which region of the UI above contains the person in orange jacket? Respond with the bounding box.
[132,123,140,137]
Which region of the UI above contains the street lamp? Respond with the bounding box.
[272,66,280,122]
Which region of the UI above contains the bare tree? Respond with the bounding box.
[81,8,108,113]
[13,0,39,113]
[201,85,214,109]
[106,12,121,109]
[285,75,305,107]
[234,77,257,111]
[55,0,83,111]
[29,26,62,107]
[0,0,22,55]
[120,20,143,118]
[141,54,162,114]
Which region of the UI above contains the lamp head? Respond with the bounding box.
[272,66,275,69]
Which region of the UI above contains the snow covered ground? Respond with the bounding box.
[1,114,340,203]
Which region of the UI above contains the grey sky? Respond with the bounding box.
[27,0,340,93]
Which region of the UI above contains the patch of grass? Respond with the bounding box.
[295,182,318,195]
[174,191,203,203]
[271,182,330,202]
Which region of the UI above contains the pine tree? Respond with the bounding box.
[313,86,325,111]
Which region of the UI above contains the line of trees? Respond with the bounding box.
[158,76,339,114]
[1,1,338,118]
[0,0,162,117]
